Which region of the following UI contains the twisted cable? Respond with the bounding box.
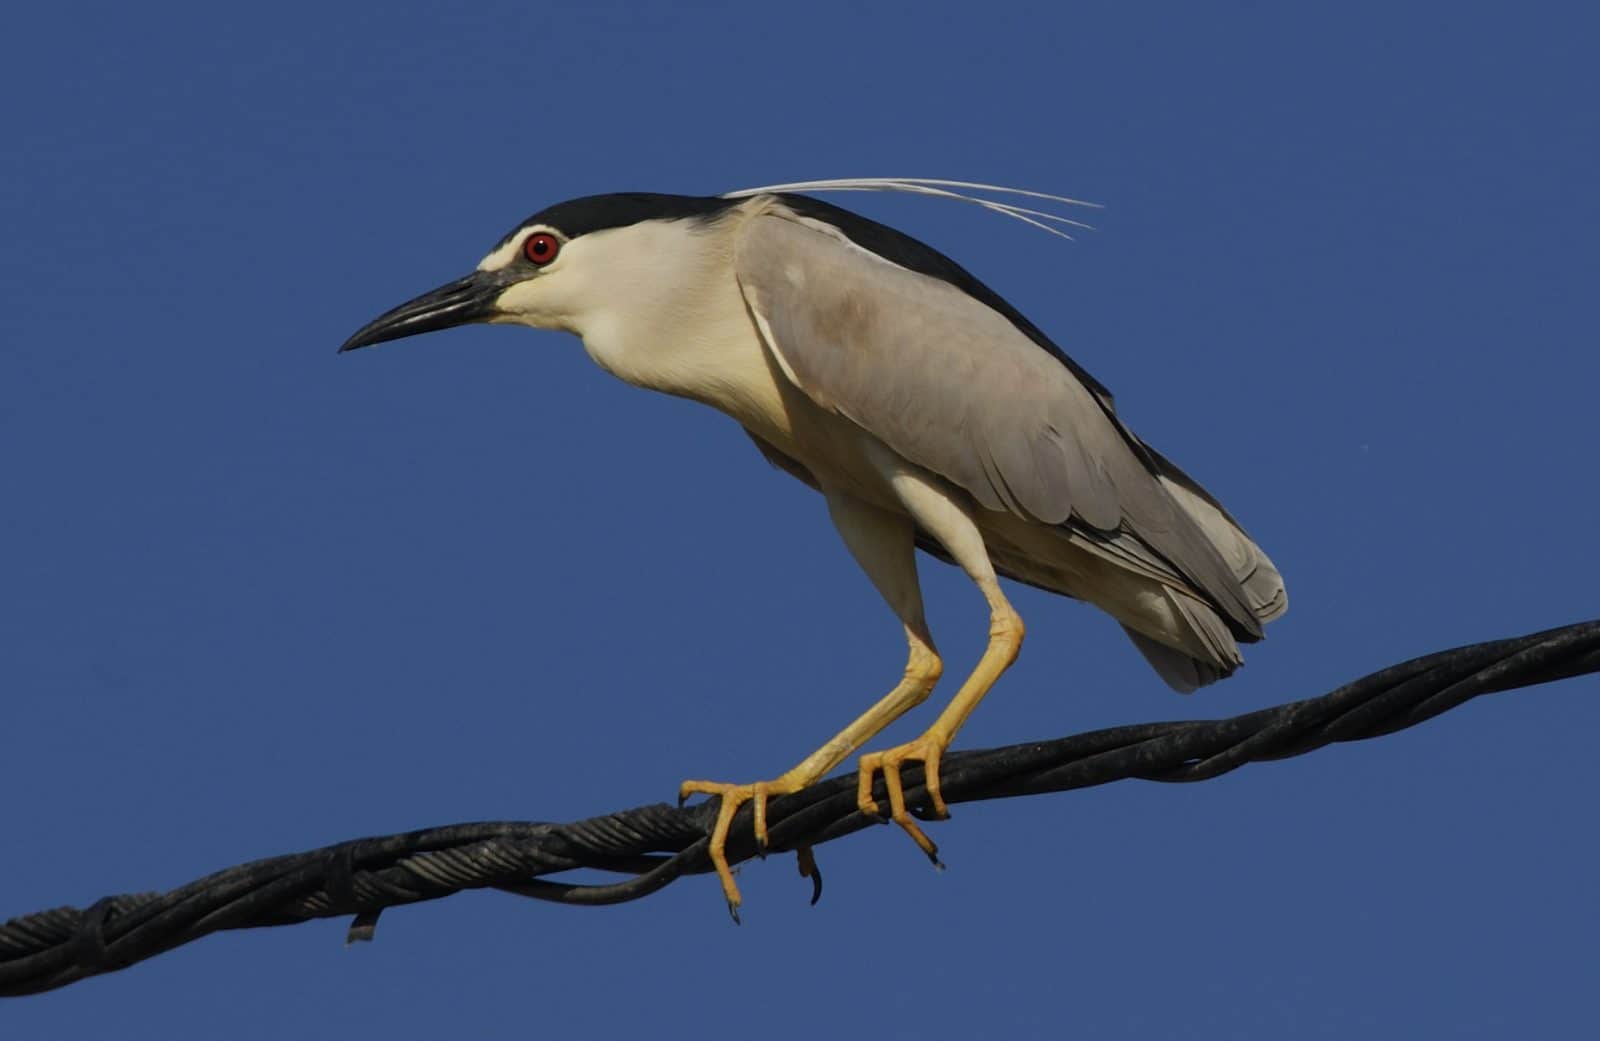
[4,619,1595,996]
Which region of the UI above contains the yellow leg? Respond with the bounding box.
[853,451,1028,864]
[858,594,1023,862]
[680,631,942,916]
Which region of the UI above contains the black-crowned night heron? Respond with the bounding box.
[340,178,1287,914]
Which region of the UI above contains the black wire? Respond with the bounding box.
[3,619,1595,997]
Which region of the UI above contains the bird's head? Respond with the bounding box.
[338,193,742,353]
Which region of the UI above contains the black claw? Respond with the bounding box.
[727,901,742,926]
[928,850,946,872]
[797,847,823,906]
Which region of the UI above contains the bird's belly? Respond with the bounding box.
[588,310,902,506]
[744,398,1187,635]
[965,510,1092,591]
[975,511,1200,641]
[751,398,906,503]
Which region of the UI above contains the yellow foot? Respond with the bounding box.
[856,733,950,867]
[678,775,805,920]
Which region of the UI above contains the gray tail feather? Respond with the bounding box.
[1123,584,1246,693]
[1122,624,1236,694]
[1150,468,1288,626]
[1123,445,1284,691]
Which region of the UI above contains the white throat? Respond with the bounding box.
[491,205,793,435]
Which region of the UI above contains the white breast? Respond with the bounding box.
[568,218,798,441]
[551,212,897,504]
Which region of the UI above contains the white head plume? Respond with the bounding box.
[721,177,1100,241]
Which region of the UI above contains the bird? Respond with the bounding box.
[339,177,1288,916]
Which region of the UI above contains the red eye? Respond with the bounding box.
[523,232,560,265]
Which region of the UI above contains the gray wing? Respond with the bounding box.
[734,206,1263,638]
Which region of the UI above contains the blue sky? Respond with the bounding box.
[4,2,1596,1036]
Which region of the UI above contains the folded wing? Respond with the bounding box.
[733,204,1266,642]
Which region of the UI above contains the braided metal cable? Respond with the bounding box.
[4,619,1596,997]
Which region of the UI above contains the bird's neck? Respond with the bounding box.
[571,225,792,434]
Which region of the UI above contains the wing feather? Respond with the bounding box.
[734,205,1263,639]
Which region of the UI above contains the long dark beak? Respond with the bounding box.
[339,270,508,353]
